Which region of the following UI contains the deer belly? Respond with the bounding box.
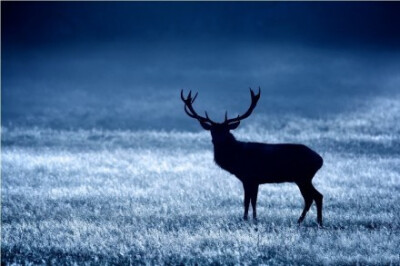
[259,159,319,183]
[231,163,289,183]
[240,159,307,183]
[258,174,294,184]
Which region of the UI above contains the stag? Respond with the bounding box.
[181,88,324,226]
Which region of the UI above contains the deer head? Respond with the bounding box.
[181,88,261,143]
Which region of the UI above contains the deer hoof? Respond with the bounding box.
[318,220,323,228]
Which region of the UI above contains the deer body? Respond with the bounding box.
[181,88,324,226]
[213,135,323,184]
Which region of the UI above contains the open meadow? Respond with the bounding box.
[2,96,400,265]
[2,2,400,264]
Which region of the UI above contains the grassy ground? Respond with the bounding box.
[2,99,400,264]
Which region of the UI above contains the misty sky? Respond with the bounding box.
[2,2,400,130]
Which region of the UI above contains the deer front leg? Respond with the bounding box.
[243,185,251,220]
[250,184,259,220]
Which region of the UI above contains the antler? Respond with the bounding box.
[224,87,261,124]
[181,90,217,125]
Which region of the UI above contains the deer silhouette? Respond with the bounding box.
[181,88,324,226]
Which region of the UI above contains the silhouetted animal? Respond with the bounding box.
[181,88,324,226]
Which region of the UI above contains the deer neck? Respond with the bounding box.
[212,132,239,170]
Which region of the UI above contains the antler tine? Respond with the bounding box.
[181,89,195,105]
[192,92,198,103]
[225,111,228,122]
[180,89,186,101]
[249,87,261,99]
[250,87,254,97]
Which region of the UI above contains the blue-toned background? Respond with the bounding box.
[3,2,400,130]
[2,2,400,265]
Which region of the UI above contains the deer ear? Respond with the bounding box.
[199,121,212,130]
[228,121,240,130]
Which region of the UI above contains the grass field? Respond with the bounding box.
[2,97,400,265]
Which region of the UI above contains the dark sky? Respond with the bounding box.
[3,2,400,50]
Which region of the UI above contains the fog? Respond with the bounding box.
[2,2,400,130]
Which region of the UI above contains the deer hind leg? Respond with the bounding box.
[297,182,314,224]
[311,185,323,226]
[250,184,259,220]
